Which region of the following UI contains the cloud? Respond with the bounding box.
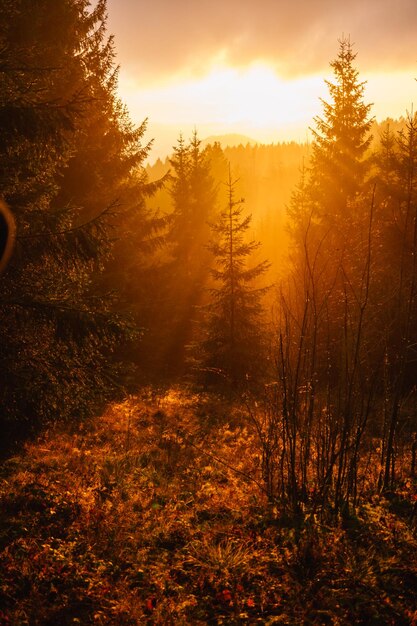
[106,0,417,83]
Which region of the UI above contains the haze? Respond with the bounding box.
[108,0,416,158]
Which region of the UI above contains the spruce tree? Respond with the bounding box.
[195,169,270,388]
[0,0,152,438]
[168,130,215,265]
[281,40,376,510]
[310,37,373,219]
[158,131,217,377]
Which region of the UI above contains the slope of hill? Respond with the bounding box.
[1,389,416,625]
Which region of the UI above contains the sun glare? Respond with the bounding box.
[117,63,415,159]
[118,64,326,138]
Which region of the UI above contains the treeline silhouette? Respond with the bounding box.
[0,2,416,514]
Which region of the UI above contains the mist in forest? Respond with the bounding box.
[1,2,417,624]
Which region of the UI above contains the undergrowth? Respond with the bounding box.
[0,387,416,625]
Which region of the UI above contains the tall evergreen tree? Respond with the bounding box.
[168,131,216,265]
[0,0,152,439]
[288,39,374,321]
[279,40,376,511]
[158,131,217,378]
[310,37,373,220]
[168,134,192,261]
[195,169,270,388]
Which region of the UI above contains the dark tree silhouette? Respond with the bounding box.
[0,0,152,438]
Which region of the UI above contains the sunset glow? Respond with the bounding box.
[118,64,415,158]
[118,65,325,138]
[107,0,417,159]
[3,3,417,622]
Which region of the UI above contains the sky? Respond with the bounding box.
[106,0,417,160]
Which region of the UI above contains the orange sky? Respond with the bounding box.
[106,0,417,159]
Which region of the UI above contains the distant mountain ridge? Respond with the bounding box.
[202,133,257,148]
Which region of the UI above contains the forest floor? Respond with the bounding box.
[1,387,417,625]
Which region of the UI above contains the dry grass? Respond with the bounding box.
[1,387,416,625]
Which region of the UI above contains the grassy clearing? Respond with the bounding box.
[1,388,417,625]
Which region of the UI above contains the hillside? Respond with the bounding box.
[1,6,417,626]
[1,389,416,625]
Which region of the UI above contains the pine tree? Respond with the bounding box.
[168,130,216,265]
[310,37,373,219]
[0,0,152,439]
[196,169,270,388]
[157,131,217,378]
[287,40,374,332]
[168,134,192,261]
[280,40,376,510]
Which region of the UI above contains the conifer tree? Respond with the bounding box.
[279,40,376,511]
[0,0,152,438]
[168,134,192,261]
[168,130,216,265]
[159,131,217,377]
[310,37,373,220]
[288,39,374,317]
[195,169,270,388]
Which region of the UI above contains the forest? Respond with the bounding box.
[0,1,416,624]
